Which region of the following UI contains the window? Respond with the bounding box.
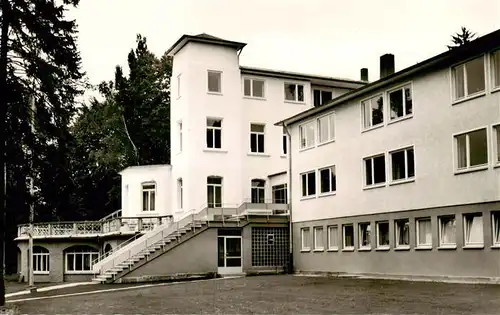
[314,226,324,250]
[207,176,222,208]
[65,246,99,273]
[178,121,183,152]
[244,78,265,98]
[272,184,287,204]
[492,212,500,246]
[177,178,183,209]
[299,121,315,149]
[492,50,500,89]
[317,113,335,143]
[395,219,410,248]
[206,118,222,149]
[33,246,49,274]
[361,95,384,129]
[463,213,483,246]
[284,83,304,102]
[250,124,265,153]
[301,227,311,251]
[327,225,339,250]
[177,74,181,98]
[358,223,371,249]
[313,89,333,107]
[208,70,222,93]
[439,216,456,247]
[319,166,336,194]
[251,179,265,204]
[452,56,485,100]
[494,125,500,165]
[364,154,386,186]
[282,130,287,155]
[301,171,316,197]
[416,218,432,248]
[142,182,156,211]
[455,128,488,171]
[389,84,413,120]
[390,147,415,182]
[376,221,390,248]
[342,224,354,249]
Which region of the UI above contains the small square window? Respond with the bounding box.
[244,78,265,98]
[439,216,456,247]
[327,225,338,250]
[208,71,222,93]
[313,226,324,251]
[342,224,354,249]
[395,219,410,248]
[313,89,333,107]
[301,228,311,251]
[376,221,390,249]
[284,83,305,102]
[463,213,483,246]
[358,223,371,249]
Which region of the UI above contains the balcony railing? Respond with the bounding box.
[17,215,173,238]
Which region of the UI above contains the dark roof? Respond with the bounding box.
[166,33,247,56]
[276,28,500,127]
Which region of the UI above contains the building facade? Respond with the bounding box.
[277,29,500,279]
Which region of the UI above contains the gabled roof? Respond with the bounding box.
[276,28,500,127]
[166,33,247,56]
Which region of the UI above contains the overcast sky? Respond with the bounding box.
[72,0,500,90]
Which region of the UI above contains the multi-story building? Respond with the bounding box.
[277,28,500,279]
[14,33,365,283]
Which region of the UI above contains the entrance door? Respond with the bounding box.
[217,236,242,274]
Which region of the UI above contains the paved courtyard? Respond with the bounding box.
[7,275,500,314]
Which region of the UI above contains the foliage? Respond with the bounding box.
[447,26,477,50]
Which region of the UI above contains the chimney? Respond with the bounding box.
[380,53,395,79]
[360,68,369,82]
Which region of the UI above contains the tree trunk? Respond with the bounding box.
[0,0,11,307]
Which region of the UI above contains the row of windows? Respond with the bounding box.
[177,70,335,106]
[300,125,500,198]
[31,245,99,274]
[300,211,500,252]
[178,119,288,156]
[298,49,500,151]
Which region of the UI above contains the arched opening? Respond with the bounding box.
[33,246,50,274]
[64,245,99,273]
[104,243,112,254]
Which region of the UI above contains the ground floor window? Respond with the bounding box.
[301,227,310,251]
[313,226,324,251]
[327,225,338,251]
[416,217,432,248]
[395,219,410,248]
[358,222,371,249]
[493,212,500,246]
[33,246,50,274]
[439,216,456,247]
[65,245,99,273]
[251,227,288,267]
[376,221,390,249]
[463,213,483,246]
[342,224,354,250]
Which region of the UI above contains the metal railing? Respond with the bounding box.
[99,209,122,221]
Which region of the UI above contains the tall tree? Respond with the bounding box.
[447,26,477,50]
[0,0,84,305]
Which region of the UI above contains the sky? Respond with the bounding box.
[71,0,500,95]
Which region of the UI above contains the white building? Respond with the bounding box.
[277,28,500,279]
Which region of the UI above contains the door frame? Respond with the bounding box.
[217,235,242,274]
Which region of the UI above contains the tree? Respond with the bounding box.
[447,26,477,50]
[0,0,84,305]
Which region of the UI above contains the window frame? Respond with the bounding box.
[177,73,182,98]
[492,211,500,247]
[300,170,316,198]
[207,70,222,94]
[243,77,266,99]
[450,55,486,103]
[313,88,333,107]
[493,124,500,167]
[284,82,305,103]
[33,246,50,274]
[342,224,355,251]
[463,212,484,248]
[141,182,156,212]
[438,215,457,249]
[358,222,371,250]
[282,129,287,156]
[298,119,316,150]
[64,246,99,274]
[389,146,416,184]
[376,221,390,250]
[251,179,266,204]
[387,82,413,122]
[317,112,335,144]
[318,165,336,196]
[360,93,384,131]
[177,178,183,210]
[301,227,311,251]
[178,121,183,153]
[327,225,339,251]
[207,176,223,208]
[206,117,223,150]
[394,219,410,250]
[491,49,500,91]
[272,183,287,204]
[453,126,489,173]
[416,217,432,249]
[249,123,266,154]
[313,226,324,251]
[363,153,386,189]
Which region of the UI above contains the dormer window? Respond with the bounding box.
[142,182,156,211]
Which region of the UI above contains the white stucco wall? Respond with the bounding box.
[289,62,500,223]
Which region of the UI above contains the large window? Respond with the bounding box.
[65,246,99,273]
[301,227,311,251]
[317,113,335,144]
[452,56,485,101]
[439,216,456,247]
[251,179,265,204]
[313,89,333,107]
[342,224,354,250]
[361,95,384,129]
[463,213,483,246]
[299,121,315,150]
[327,225,339,250]
[364,154,386,186]
[358,222,371,249]
[284,83,304,102]
[376,221,390,249]
[492,50,500,89]
[208,70,222,93]
[207,176,222,208]
[33,246,50,274]
[244,78,265,98]
[313,226,324,251]
[250,124,265,153]
[395,219,410,248]
[142,182,156,211]
[416,218,432,248]
[389,84,413,120]
[492,212,500,246]
[455,128,488,171]
[390,147,415,182]
[177,178,183,209]
[319,166,336,194]
[206,118,222,149]
[272,184,287,204]
[301,171,316,197]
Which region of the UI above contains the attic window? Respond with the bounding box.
[208,70,222,93]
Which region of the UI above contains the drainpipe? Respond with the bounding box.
[283,124,293,274]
